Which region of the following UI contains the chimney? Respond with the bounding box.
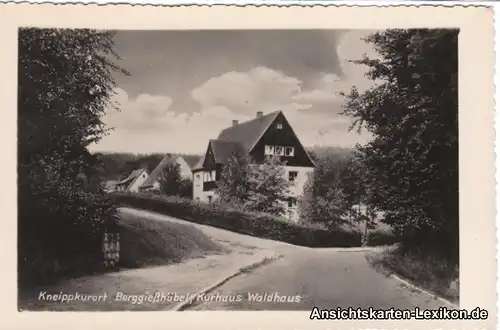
[232,120,238,126]
[256,111,263,118]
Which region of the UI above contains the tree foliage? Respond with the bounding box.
[216,154,291,216]
[341,29,458,256]
[159,162,182,196]
[340,153,380,244]
[18,28,128,284]
[215,152,252,206]
[244,156,292,215]
[299,155,349,227]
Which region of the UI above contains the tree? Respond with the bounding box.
[299,155,349,227]
[18,28,128,284]
[178,178,193,199]
[216,154,291,216]
[340,153,378,245]
[215,152,252,207]
[244,156,292,215]
[341,29,458,257]
[159,162,182,196]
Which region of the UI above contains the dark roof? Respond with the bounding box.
[192,156,205,171]
[209,139,245,165]
[193,111,282,171]
[181,154,202,169]
[116,168,147,186]
[140,154,177,188]
[217,111,281,152]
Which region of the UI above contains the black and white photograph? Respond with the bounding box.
[13,5,494,321]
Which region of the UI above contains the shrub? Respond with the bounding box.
[111,192,365,248]
[366,244,459,303]
[365,226,399,246]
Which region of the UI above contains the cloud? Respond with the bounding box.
[188,64,372,149]
[102,88,175,131]
[95,89,254,154]
[191,66,303,114]
[92,30,377,154]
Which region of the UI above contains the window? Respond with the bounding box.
[275,146,285,156]
[203,170,216,182]
[288,198,297,208]
[277,123,283,129]
[207,196,213,203]
[288,171,298,182]
[285,147,295,157]
[143,174,146,178]
[265,145,275,156]
[265,145,295,157]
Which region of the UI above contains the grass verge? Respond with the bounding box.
[366,245,459,304]
[118,211,228,269]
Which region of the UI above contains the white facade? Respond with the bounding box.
[191,165,314,222]
[128,170,149,193]
[283,165,315,222]
[192,171,216,203]
[116,169,149,193]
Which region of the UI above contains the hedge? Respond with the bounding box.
[111,192,363,248]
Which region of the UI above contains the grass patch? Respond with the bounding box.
[118,212,228,269]
[366,245,459,304]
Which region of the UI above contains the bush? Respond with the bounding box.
[365,226,399,246]
[111,192,365,248]
[366,245,459,303]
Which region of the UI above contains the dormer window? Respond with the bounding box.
[265,145,295,157]
[265,145,275,156]
[276,124,283,130]
[275,146,285,156]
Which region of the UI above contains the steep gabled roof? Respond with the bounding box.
[116,168,147,186]
[192,155,205,171]
[181,154,202,169]
[217,110,281,152]
[140,154,177,188]
[208,139,245,165]
[193,110,288,171]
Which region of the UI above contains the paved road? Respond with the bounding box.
[188,247,447,311]
[120,208,448,312]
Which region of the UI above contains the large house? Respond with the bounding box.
[115,168,149,193]
[139,154,200,191]
[192,110,315,221]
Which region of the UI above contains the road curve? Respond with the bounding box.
[119,207,447,311]
[188,247,447,311]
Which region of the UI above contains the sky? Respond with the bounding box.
[90,29,379,155]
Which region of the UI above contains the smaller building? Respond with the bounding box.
[139,154,199,192]
[115,168,149,193]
